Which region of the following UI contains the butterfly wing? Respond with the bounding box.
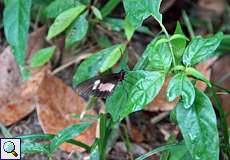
[75,72,122,98]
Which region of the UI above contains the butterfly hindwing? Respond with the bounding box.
[75,71,125,98]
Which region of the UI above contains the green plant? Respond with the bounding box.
[2,0,230,159]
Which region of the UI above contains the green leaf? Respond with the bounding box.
[124,17,135,40]
[73,44,126,85]
[176,88,219,160]
[49,122,91,153]
[123,0,162,30]
[18,133,91,151]
[65,12,88,46]
[0,123,12,138]
[91,6,103,20]
[185,67,211,87]
[136,143,180,160]
[22,142,50,155]
[182,33,223,65]
[3,0,32,79]
[89,147,100,160]
[167,143,193,160]
[101,0,121,18]
[30,46,56,68]
[171,22,187,64]
[44,0,82,18]
[106,70,165,122]
[47,4,86,40]
[166,73,195,108]
[134,37,172,72]
[104,18,154,36]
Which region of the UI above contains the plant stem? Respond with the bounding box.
[159,22,176,67]
[99,113,106,160]
[212,91,230,158]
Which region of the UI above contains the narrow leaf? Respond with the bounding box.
[30,46,56,68]
[185,67,212,87]
[176,88,219,160]
[73,44,126,85]
[47,4,86,40]
[166,73,195,108]
[182,33,223,65]
[106,70,165,121]
[101,0,121,18]
[171,22,187,64]
[49,122,91,153]
[91,6,103,20]
[124,17,135,41]
[22,142,50,155]
[3,0,32,79]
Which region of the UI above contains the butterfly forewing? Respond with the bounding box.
[75,71,125,98]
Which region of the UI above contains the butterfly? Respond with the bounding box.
[75,70,126,98]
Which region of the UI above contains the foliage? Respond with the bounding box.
[2,0,229,160]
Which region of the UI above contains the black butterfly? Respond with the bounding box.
[75,70,126,98]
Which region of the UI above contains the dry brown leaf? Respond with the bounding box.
[196,57,217,90]
[0,66,47,126]
[0,47,22,98]
[198,0,225,15]
[130,127,144,143]
[0,26,48,126]
[26,26,47,63]
[36,73,97,152]
[144,58,215,111]
[210,55,230,125]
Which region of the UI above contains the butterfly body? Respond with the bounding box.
[75,70,126,98]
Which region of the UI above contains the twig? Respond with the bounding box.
[51,53,92,75]
[151,112,170,124]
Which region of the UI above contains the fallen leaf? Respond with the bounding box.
[0,47,22,98]
[198,0,225,15]
[195,57,217,90]
[130,127,144,143]
[36,73,97,152]
[25,26,47,63]
[0,65,47,126]
[0,26,48,126]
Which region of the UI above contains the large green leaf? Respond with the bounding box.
[123,0,162,29]
[106,70,165,122]
[182,33,223,65]
[171,22,187,64]
[49,122,91,153]
[47,4,86,40]
[3,0,32,79]
[44,0,82,18]
[65,12,88,46]
[73,44,126,85]
[134,38,172,72]
[166,73,195,108]
[176,89,219,160]
[30,46,56,68]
